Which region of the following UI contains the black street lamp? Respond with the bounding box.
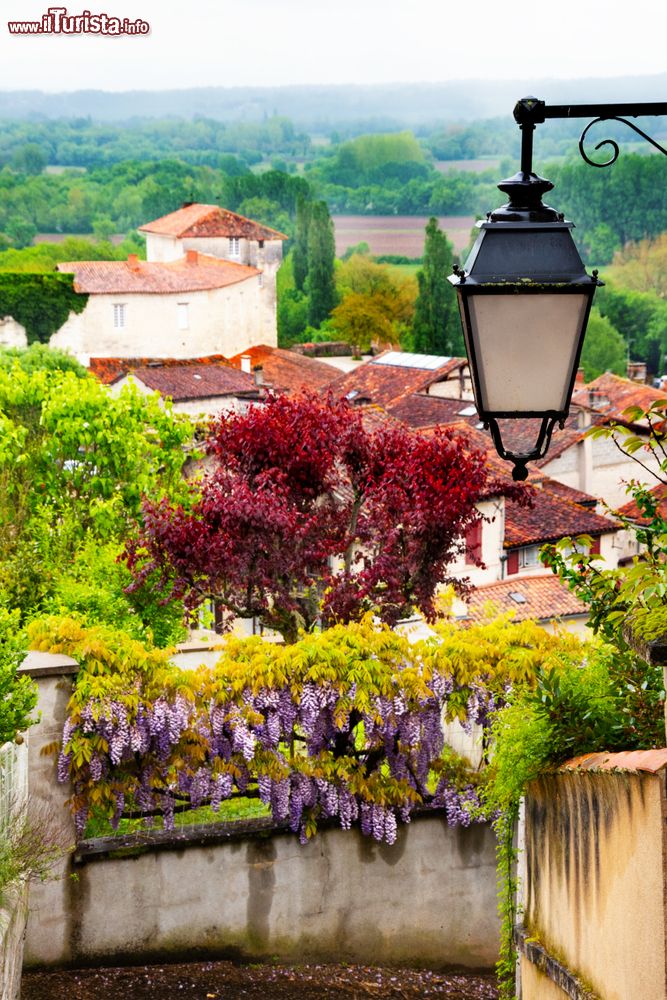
[449,96,667,481]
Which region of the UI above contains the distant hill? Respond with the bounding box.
[1,75,666,126]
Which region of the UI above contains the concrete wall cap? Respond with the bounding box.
[19,650,79,678]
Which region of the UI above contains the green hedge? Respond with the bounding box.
[0,274,87,344]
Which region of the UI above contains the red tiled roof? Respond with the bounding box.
[462,573,587,624]
[560,750,667,774]
[227,346,340,394]
[57,253,259,294]
[571,372,667,419]
[326,352,468,409]
[504,486,618,548]
[127,363,255,401]
[537,478,599,508]
[139,203,287,241]
[89,354,234,386]
[615,482,667,523]
[386,393,479,428]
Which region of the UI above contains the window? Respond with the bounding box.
[177,302,189,330]
[519,545,540,569]
[229,237,240,258]
[113,303,126,329]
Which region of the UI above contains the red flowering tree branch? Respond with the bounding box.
[126,393,515,641]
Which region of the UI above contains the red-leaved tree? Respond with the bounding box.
[127,393,510,642]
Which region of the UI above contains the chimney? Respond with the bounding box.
[627,361,648,383]
[127,253,139,269]
[575,367,585,386]
[253,364,264,388]
[186,250,198,265]
[240,354,252,374]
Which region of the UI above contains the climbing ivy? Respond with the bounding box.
[0,274,87,344]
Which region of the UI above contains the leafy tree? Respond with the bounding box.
[596,283,667,371]
[579,309,627,380]
[329,292,395,352]
[306,201,337,327]
[605,232,667,298]
[5,218,36,250]
[585,223,620,266]
[0,365,192,639]
[10,144,46,176]
[291,195,311,292]
[0,608,37,744]
[409,218,461,354]
[341,241,370,260]
[330,255,417,350]
[127,392,507,643]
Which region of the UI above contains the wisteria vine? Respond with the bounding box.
[41,613,577,846]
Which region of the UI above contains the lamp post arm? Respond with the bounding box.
[513,97,667,174]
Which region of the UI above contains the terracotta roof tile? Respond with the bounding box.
[615,482,667,523]
[386,393,479,428]
[571,372,667,419]
[462,573,587,624]
[57,253,259,294]
[128,363,255,401]
[560,749,667,774]
[504,486,618,548]
[538,478,599,507]
[89,354,234,386]
[326,352,469,409]
[227,346,340,394]
[139,203,287,241]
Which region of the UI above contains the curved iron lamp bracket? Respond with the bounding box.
[484,415,563,482]
[579,115,667,168]
[513,97,667,176]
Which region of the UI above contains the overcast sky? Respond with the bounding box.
[0,0,664,92]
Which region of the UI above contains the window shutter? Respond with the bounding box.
[506,550,519,575]
[465,519,482,564]
[591,536,601,555]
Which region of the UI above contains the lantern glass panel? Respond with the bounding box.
[467,292,589,413]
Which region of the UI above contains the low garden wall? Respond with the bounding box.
[518,750,667,1000]
[20,651,500,972]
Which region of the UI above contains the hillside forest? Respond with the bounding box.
[1,110,667,376]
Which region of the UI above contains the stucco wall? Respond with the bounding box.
[448,497,506,587]
[145,233,282,344]
[25,816,499,971]
[542,434,663,510]
[0,887,28,1000]
[521,769,667,1000]
[0,316,28,349]
[50,276,273,362]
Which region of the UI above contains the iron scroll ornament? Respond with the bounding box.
[579,115,667,168]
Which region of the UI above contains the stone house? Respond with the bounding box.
[52,251,265,363]
[138,203,287,346]
[2,204,287,363]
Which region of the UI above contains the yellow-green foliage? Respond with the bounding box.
[423,612,584,721]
